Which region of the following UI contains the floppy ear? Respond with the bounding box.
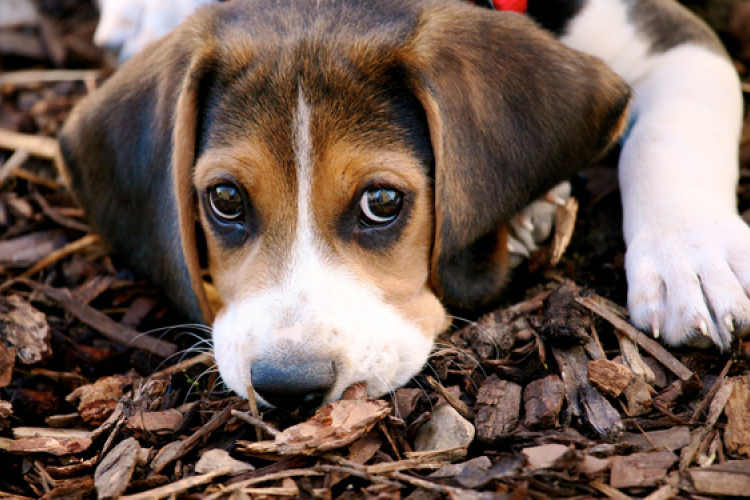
[402,6,631,311]
[57,14,217,323]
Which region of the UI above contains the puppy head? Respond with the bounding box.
[59,0,629,409]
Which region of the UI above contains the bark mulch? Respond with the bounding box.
[3,1,750,498]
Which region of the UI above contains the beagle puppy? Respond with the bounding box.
[59,0,750,410]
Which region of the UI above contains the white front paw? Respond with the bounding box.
[626,214,750,349]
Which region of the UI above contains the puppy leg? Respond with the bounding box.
[507,182,571,268]
[558,0,750,348]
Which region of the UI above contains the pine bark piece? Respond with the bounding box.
[552,346,623,441]
[240,399,391,457]
[0,345,15,388]
[610,451,677,488]
[620,427,691,453]
[278,399,389,455]
[0,295,51,364]
[724,375,750,457]
[622,376,653,416]
[66,372,140,426]
[541,281,591,345]
[587,360,633,398]
[686,460,750,496]
[0,231,66,267]
[125,409,184,437]
[394,388,422,420]
[617,333,656,385]
[95,437,140,500]
[474,375,522,441]
[523,375,564,429]
[0,400,11,431]
[458,310,514,361]
[8,436,92,455]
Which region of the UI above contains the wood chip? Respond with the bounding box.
[457,310,514,360]
[12,427,91,440]
[95,437,140,500]
[550,197,578,265]
[8,436,92,456]
[686,460,750,496]
[0,129,59,159]
[541,280,591,345]
[523,374,565,429]
[610,451,677,488]
[617,333,656,384]
[587,359,633,398]
[724,374,750,457]
[0,231,67,268]
[276,399,389,455]
[0,400,12,432]
[474,374,522,441]
[393,388,422,420]
[623,376,653,417]
[619,427,691,453]
[0,69,101,85]
[0,295,51,364]
[66,373,139,426]
[342,382,368,401]
[0,345,16,388]
[125,409,184,436]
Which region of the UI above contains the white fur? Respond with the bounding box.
[212,92,433,402]
[95,0,216,61]
[564,0,750,348]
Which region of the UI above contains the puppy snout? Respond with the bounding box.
[251,350,336,411]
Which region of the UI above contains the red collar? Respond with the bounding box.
[481,0,527,13]
[493,0,527,12]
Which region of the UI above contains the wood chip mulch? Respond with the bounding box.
[4,1,750,499]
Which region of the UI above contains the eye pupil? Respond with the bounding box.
[209,184,244,221]
[360,188,402,225]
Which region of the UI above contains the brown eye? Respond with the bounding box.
[359,188,402,226]
[209,183,244,222]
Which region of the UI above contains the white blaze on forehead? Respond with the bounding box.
[293,89,317,257]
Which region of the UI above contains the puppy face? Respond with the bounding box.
[58,0,631,410]
[192,58,448,404]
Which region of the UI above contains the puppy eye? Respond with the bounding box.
[209,183,244,222]
[359,187,402,226]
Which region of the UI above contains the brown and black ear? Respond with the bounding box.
[57,11,221,324]
[402,5,631,312]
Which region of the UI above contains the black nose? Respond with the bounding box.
[251,355,336,412]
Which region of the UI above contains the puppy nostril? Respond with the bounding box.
[251,358,336,412]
